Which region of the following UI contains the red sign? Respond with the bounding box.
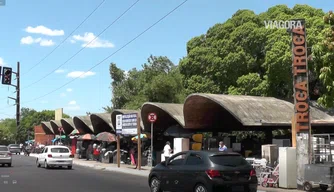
[148,113,157,123]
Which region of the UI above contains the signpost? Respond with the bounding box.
[148,113,157,167]
[290,19,310,189]
[116,114,122,168]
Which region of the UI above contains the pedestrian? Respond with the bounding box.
[163,141,172,162]
[219,141,227,151]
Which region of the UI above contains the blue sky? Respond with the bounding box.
[0,0,332,119]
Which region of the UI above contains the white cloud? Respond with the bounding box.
[40,100,48,104]
[70,39,76,44]
[55,69,65,73]
[72,32,114,48]
[65,105,80,111]
[65,100,80,111]
[66,88,72,92]
[20,36,55,46]
[60,93,66,97]
[25,25,64,36]
[67,71,96,78]
[68,100,76,105]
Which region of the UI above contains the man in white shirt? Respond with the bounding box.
[163,141,172,161]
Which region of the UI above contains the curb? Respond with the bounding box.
[73,161,149,177]
[28,153,149,177]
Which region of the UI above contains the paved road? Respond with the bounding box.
[0,155,149,192]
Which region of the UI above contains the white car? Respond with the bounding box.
[36,145,73,169]
[0,145,12,167]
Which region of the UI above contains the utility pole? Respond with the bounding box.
[8,62,20,144]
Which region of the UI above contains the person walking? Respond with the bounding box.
[219,141,227,151]
[163,141,172,162]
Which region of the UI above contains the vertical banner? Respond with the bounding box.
[291,19,310,189]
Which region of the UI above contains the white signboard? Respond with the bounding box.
[116,114,122,135]
[121,113,138,135]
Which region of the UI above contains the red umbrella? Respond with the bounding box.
[96,132,116,142]
[79,134,96,140]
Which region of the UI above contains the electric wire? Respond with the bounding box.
[21,0,140,91]
[20,0,188,105]
[20,0,106,76]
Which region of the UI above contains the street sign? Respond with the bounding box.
[122,113,138,135]
[148,113,157,123]
[116,114,122,135]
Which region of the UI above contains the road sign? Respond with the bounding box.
[148,113,157,123]
[122,113,138,135]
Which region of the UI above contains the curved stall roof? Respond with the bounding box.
[73,116,94,134]
[60,118,76,135]
[183,93,334,130]
[41,121,54,135]
[141,102,184,133]
[90,113,114,134]
[50,120,62,135]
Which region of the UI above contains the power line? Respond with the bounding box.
[20,0,106,77]
[20,0,188,105]
[21,0,140,91]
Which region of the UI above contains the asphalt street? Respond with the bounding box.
[0,155,149,192]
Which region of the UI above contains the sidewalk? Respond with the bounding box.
[29,153,151,177]
[257,186,301,192]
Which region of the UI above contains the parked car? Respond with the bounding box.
[36,145,74,169]
[148,150,257,192]
[8,144,21,155]
[0,145,12,167]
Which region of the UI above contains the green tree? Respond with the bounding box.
[16,108,70,143]
[0,118,16,144]
[313,11,334,108]
[179,5,326,101]
[108,55,186,110]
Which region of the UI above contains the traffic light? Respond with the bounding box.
[2,67,12,85]
[190,134,203,150]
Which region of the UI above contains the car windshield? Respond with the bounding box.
[51,148,69,153]
[0,147,8,151]
[209,155,248,167]
[9,144,20,148]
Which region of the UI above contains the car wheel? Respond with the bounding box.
[7,163,11,167]
[150,177,162,192]
[194,183,207,192]
[36,159,41,167]
[304,182,312,192]
[67,166,72,169]
[44,161,49,169]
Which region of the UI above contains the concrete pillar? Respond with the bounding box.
[296,132,309,189]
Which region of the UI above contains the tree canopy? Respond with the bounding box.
[106,5,334,140]
[0,108,70,143]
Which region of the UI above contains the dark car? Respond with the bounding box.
[148,150,257,192]
[8,144,21,155]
